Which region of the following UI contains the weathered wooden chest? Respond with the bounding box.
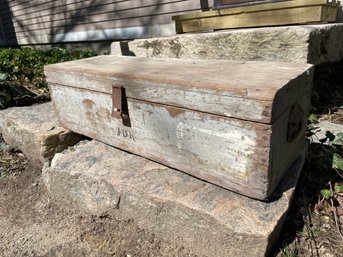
[45,56,313,200]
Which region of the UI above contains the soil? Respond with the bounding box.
[0,136,197,257]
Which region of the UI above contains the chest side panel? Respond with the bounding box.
[50,84,271,199]
[268,92,311,195]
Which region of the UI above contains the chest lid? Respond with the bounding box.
[44,55,313,124]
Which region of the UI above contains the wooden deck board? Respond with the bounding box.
[173,0,340,33]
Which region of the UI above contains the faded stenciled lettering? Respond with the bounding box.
[116,127,136,141]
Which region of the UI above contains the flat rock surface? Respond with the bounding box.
[0,103,84,167]
[111,24,343,65]
[44,139,307,257]
[310,121,343,144]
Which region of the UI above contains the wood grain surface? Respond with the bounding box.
[46,56,313,199]
[45,56,313,124]
[172,0,339,33]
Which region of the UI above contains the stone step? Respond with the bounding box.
[309,120,343,144]
[111,24,343,65]
[0,103,84,168]
[43,139,307,257]
[0,102,308,255]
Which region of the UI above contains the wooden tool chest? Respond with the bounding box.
[45,56,313,200]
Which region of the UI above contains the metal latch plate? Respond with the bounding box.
[112,85,124,119]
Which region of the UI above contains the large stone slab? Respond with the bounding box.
[0,103,84,167]
[310,120,343,144]
[43,139,307,257]
[111,24,343,65]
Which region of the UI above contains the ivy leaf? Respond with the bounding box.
[0,73,8,81]
[320,189,332,199]
[334,184,343,193]
[308,114,319,123]
[333,132,343,146]
[0,142,10,152]
[332,153,343,170]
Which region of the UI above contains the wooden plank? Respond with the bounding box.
[48,83,310,200]
[214,0,291,9]
[4,1,196,37]
[0,0,202,45]
[221,0,262,4]
[44,56,313,124]
[50,84,272,199]
[322,5,340,21]
[1,0,191,13]
[9,15,175,40]
[7,0,189,20]
[269,92,310,192]
[174,6,336,33]
[5,1,197,32]
[173,0,334,21]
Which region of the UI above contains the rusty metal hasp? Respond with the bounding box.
[112,85,127,119]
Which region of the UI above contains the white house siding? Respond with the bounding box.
[0,0,212,46]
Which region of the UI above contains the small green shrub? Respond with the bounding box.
[0,47,96,88]
[0,47,96,109]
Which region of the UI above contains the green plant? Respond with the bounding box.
[307,114,343,170]
[275,61,343,257]
[0,47,95,88]
[281,243,297,257]
[0,47,96,109]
